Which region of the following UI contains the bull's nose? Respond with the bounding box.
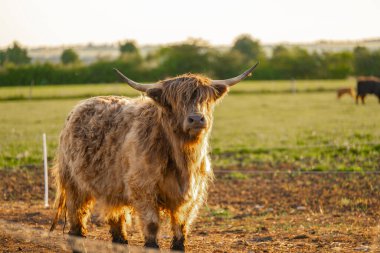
[187,114,206,127]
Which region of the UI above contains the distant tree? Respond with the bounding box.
[119,40,138,54]
[290,47,319,78]
[270,46,320,79]
[60,48,80,65]
[353,46,380,76]
[211,50,245,79]
[118,52,143,71]
[155,39,212,77]
[3,42,31,65]
[321,51,353,79]
[371,50,380,76]
[270,45,292,78]
[232,34,264,62]
[272,45,289,58]
[0,50,5,66]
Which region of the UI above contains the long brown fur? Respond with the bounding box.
[50,164,66,232]
[50,73,228,249]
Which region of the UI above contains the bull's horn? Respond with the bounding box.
[211,62,259,87]
[114,68,160,92]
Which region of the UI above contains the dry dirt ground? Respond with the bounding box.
[1,168,380,252]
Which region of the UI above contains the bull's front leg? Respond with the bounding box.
[107,212,128,244]
[170,200,201,251]
[133,197,160,248]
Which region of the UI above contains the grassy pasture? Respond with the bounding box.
[0,79,379,171]
[0,79,354,100]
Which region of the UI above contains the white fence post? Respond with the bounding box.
[291,78,297,94]
[43,133,49,208]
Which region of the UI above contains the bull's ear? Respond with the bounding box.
[146,88,163,104]
[213,84,229,100]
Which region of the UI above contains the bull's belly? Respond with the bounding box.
[63,154,130,205]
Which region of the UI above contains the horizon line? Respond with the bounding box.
[2,36,380,50]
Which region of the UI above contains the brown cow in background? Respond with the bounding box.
[50,63,259,251]
[336,87,356,99]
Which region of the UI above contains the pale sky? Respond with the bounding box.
[0,0,379,48]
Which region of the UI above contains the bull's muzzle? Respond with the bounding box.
[187,113,206,129]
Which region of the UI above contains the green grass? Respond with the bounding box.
[0,83,139,100]
[0,80,379,171]
[206,206,232,218]
[212,92,380,170]
[223,171,250,180]
[0,79,355,100]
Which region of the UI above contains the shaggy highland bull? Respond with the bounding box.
[356,76,380,104]
[50,63,258,250]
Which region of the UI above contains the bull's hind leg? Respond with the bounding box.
[105,207,131,244]
[66,187,94,237]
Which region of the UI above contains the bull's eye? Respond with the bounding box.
[190,91,197,101]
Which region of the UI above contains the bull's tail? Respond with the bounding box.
[50,164,66,232]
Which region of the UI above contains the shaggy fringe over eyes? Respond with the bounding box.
[160,74,220,110]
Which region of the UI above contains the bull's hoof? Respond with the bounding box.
[112,236,128,244]
[68,230,86,238]
[144,240,159,249]
[171,237,185,251]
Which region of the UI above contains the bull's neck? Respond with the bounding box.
[159,111,210,172]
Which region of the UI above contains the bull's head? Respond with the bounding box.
[114,63,259,140]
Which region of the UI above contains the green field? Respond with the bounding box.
[0,79,354,100]
[1,80,379,171]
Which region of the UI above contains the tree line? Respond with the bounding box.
[0,36,380,86]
